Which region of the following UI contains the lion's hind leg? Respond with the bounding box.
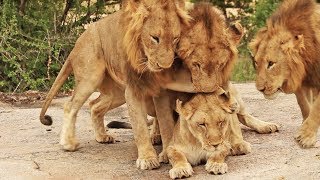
[60,80,102,151]
[89,79,126,143]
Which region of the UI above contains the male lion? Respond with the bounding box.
[167,91,251,179]
[250,0,320,148]
[152,3,280,159]
[39,0,195,170]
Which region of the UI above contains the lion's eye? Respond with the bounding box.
[192,62,201,69]
[151,35,160,44]
[267,61,275,69]
[218,120,226,127]
[173,37,180,44]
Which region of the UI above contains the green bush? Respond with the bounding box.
[0,0,116,93]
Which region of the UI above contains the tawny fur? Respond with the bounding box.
[167,91,252,179]
[250,0,320,148]
[39,0,194,171]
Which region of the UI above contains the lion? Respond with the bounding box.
[39,0,197,170]
[167,90,252,179]
[250,0,320,148]
[152,3,280,159]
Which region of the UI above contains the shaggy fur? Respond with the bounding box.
[177,3,243,92]
[250,0,320,148]
[39,0,193,170]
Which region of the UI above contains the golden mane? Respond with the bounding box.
[265,0,320,90]
[122,0,190,73]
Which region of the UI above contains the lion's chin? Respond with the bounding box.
[147,62,163,72]
[263,89,281,100]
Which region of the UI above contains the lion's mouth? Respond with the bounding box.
[263,88,282,100]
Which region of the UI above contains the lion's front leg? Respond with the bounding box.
[153,90,175,163]
[167,146,194,179]
[125,87,160,170]
[228,114,251,156]
[205,143,229,175]
[295,94,320,148]
[295,86,313,120]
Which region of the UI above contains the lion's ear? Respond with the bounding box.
[293,34,305,51]
[228,22,244,45]
[249,27,267,56]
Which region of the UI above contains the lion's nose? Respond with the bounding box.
[156,62,173,69]
[258,87,266,93]
[230,103,238,112]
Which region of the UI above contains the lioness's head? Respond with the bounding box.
[178,3,243,92]
[250,0,317,99]
[123,0,190,73]
[176,94,232,152]
[207,84,240,114]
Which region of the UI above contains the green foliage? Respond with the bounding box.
[0,0,117,92]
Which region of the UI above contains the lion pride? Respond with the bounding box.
[39,0,198,170]
[250,0,320,148]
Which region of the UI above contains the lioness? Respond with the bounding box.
[152,3,280,159]
[39,0,196,170]
[167,91,251,179]
[250,0,320,148]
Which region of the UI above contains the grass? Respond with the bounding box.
[231,56,256,82]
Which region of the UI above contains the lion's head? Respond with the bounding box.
[177,3,243,92]
[176,93,234,152]
[250,0,320,99]
[122,0,190,73]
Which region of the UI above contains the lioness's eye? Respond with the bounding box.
[198,123,206,127]
[267,61,275,69]
[151,35,160,44]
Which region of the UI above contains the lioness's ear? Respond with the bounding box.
[176,99,193,120]
[216,87,226,96]
[228,22,244,45]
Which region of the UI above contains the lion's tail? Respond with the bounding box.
[107,119,154,129]
[40,58,72,126]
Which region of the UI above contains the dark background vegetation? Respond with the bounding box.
[0,0,287,92]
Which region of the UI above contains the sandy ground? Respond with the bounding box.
[0,83,320,180]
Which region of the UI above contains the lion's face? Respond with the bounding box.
[250,27,306,99]
[176,95,231,152]
[177,4,243,92]
[124,0,190,73]
[140,8,181,72]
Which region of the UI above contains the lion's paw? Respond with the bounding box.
[205,162,228,175]
[151,134,162,145]
[159,151,169,163]
[231,141,251,156]
[256,121,280,134]
[60,139,80,152]
[136,157,160,170]
[169,163,194,179]
[294,127,317,148]
[95,134,115,144]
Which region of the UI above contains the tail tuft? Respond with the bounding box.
[107,121,132,129]
[40,115,53,126]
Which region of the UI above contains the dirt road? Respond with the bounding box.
[0,83,319,179]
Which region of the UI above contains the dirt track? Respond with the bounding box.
[0,83,320,179]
